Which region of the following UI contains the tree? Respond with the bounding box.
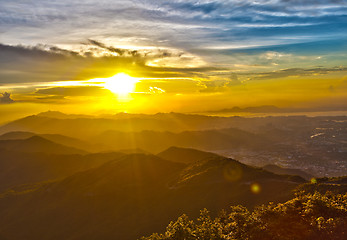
[141,192,347,240]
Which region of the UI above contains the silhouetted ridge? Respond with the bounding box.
[0,149,125,192]
[157,146,220,164]
[318,176,347,184]
[36,111,91,119]
[263,164,314,180]
[117,148,149,154]
[214,105,281,113]
[0,131,35,140]
[0,151,312,240]
[0,135,87,155]
[53,153,185,193]
[97,153,185,184]
[172,156,305,189]
[91,127,266,153]
[0,131,101,152]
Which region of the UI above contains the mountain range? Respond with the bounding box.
[0,112,345,239]
[0,146,308,240]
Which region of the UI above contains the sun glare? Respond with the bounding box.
[104,73,138,95]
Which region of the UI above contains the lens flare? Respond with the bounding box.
[251,183,261,194]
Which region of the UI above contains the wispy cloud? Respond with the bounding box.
[1,0,346,52]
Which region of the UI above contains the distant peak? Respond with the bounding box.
[36,111,67,118]
[25,135,51,142]
[216,105,280,113]
[35,111,93,119]
[158,146,221,164]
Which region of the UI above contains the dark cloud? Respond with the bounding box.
[199,80,229,93]
[162,1,221,14]
[226,73,242,86]
[86,39,178,59]
[0,42,222,85]
[87,39,136,57]
[0,92,14,104]
[36,95,66,100]
[36,86,110,97]
[199,73,243,93]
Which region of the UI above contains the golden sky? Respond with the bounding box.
[1,0,347,121]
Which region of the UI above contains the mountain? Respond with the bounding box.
[0,131,36,140]
[91,127,267,153]
[167,155,306,213]
[0,149,124,192]
[211,105,347,114]
[142,191,347,240]
[0,113,229,138]
[263,164,314,180]
[1,112,345,177]
[1,112,345,142]
[0,152,306,240]
[36,111,92,119]
[214,105,281,113]
[39,133,100,152]
[0,131,107,152]
[0,154,185,240]
[157,146,220,164]
[318,176,347,184]
[117,148,150,154]
[295,176,347,194]
[0,112,285,138]
[0,136,87,155]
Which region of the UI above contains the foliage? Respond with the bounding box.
[141,192,347,240]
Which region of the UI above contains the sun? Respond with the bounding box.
[103,73,138,95]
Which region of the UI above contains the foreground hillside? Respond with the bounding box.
[0,148,306,240]
[0,145,345,240]
[141,192,347,240]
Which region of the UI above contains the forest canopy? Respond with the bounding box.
[141,192,347,240]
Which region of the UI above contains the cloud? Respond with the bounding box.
[199,80,229,93]
[0,42,211,85]
[0,0,347,107]
[1,0,346,57]
[198,73,244,93]
[87,39,138,57]
[252,67,347,80]
[0,92,14,104]
[35,86,110,97]
[136,78,203,94]
[148,86,165,94]
[260,51,292,60]
[1,41,346,102]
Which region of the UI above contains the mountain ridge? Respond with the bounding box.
[0,135,87,155]
[0,150,308,240]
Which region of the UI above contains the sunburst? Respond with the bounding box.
[103,73,138,95]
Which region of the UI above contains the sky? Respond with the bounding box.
[0,0,347,121]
